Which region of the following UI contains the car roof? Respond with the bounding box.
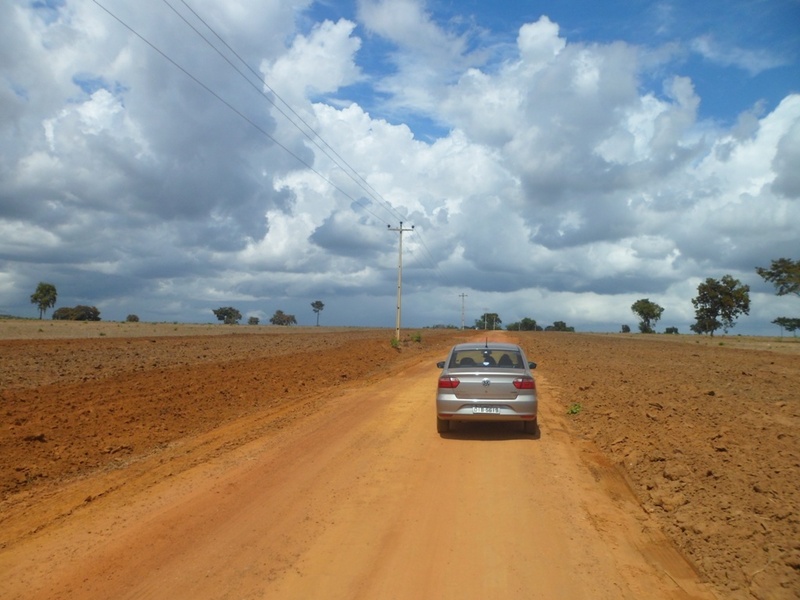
[450,342,521,352]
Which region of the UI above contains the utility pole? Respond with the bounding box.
[459,293,468,329]
[388,221,414,341]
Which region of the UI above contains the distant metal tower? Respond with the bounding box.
[459,293,468,329]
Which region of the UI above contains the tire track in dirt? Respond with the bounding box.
[2,339,717,599]
[1,323,797,598]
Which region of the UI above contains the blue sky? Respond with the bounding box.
[1,0,798,333]
[313,0,799,128]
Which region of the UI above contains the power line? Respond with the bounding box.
[165,0,407,226]
[409,227,441,273]
[167,2,451,277]
[166,1,448,277]
[175,0,410,226]
[91,0,392,226]
[92,2,446,285]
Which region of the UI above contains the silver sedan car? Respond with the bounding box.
[435,342,538,434]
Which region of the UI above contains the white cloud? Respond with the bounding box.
[771,99,800,199]
[355,0,482,116]
[691,34,786,75]
[0,1,797,334]
[357,0,469,65]
[516,16,565,66]
[261,18,363,106]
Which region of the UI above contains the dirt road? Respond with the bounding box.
[1,332,718,600]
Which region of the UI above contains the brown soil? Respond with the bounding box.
[0,320,798,599]
[0,324,424,500]
[520,332,800,599]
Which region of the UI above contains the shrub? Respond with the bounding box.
[52,305,101,321]
[269,310,296,326]
[126,314,140,322]
[213,307,242,325]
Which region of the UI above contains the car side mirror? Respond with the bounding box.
[436,361,446,369]
[528,362,537,369]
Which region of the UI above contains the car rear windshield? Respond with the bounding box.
[449,349,524,369]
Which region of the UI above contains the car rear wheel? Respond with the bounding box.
[436,416,450,433]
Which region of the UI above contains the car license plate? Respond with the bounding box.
[473,406,500,414]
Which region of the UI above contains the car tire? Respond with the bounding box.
[437,417,450,433]
[523,419,538,435]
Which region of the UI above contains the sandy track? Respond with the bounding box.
[1,334,717,600]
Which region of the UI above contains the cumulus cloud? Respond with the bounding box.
[771,106,800,199]
[261,18,363,106]
[357,0,470,67]
[0,0,797,333]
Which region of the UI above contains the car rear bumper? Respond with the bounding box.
[436,398,537,421]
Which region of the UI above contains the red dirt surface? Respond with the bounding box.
[0,321,798,599]
[1,325,426,500]
[518,332,800,599]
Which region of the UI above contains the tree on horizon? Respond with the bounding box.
[311,300,325,326]
[30,282,57,319]
[690,275,750,336]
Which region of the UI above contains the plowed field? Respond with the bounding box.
[0,320,797,599]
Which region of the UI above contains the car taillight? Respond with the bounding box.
[438,376,460,389]
[513,377,535,390]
